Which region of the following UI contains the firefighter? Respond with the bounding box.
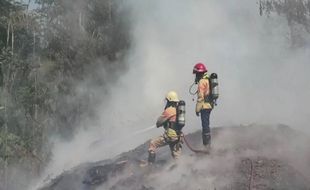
[193,63,213,148]
[147,91,183,164]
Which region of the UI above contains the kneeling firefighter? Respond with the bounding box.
[192,62,218,148]
[148,91,186,164]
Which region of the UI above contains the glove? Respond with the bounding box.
[196,112,200,117]
[195,102,203,113]
[166,128,178,138]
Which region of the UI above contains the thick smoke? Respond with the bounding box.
[32,0,310,189]
[123,0,310,131]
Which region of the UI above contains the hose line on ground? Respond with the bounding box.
[183,135,210,154]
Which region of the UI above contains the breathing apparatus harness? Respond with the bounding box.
[165,100,210,154]
[161,97,215,154]
[189,72,219,107]
[163,100,186,131]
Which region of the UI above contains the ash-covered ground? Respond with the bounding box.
[38,125,310,190]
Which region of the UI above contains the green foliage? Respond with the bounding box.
[260,0,310,46]
[0,132,24,160]
[0,0,130,187]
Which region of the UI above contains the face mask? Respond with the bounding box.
[195,73,202,84]
[195,75,199,84]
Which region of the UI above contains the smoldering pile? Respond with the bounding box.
[38,125,310,190]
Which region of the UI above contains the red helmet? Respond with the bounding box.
[193,63,207,74]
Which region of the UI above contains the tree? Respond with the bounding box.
[0,0,130,188]
[260,0,310,47]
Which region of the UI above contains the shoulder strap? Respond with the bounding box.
[203,73,209,80]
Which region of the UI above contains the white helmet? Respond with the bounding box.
[166,91,179,102]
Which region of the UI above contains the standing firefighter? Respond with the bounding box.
[147,91,185,164]
[192,63,213,148]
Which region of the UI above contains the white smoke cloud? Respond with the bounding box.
[123,0,310,131]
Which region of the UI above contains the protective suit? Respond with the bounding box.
[193,63,213,147]
[148,91,183,164]
[195,73,213,113]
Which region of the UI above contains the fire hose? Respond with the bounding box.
[182,134,210,154]
[128,125,210,155]
[90,124,210,155]
[129,126,210,155]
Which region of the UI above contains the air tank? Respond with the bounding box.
[177,100,186,128]
[210,73,219,103]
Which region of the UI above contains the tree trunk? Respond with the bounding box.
[27,0,31,11]
[79,12,83,31]
[11,24,14,56]
[7,21,10,46]
[3,73,9,190]
[33,30,38,176]
[109,0,112,22]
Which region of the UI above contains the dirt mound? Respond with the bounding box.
[38,125,310,190]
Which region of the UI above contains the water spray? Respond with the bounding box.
[89,125,156,148]
[130,125,156,136]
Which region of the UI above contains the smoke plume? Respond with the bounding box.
[31,0,310,189]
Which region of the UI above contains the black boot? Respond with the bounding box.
[148,152,156,164]
[202,133,211,147]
